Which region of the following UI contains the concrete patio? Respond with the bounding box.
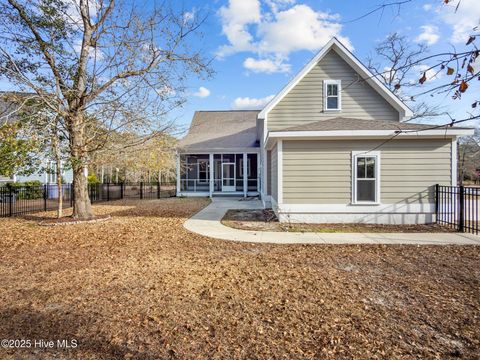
[184,197,480,245]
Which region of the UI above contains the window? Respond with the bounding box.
[197,160,209,183]
[324,80,341,111]
[239,158,251,177]
[352,152,380,204]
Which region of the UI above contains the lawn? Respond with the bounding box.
[0,198,479,359]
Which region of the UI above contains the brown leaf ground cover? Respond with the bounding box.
[222,209,455,233]
[0,198,479,359]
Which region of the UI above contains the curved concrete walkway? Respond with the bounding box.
[184,198,480,245]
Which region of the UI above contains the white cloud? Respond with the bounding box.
[265,0,296,13]
[183,11,195,23]
[413,64,444,82]
[65,0,99,25]
[232,95,275,109]
[423,4,432,11]
[438,0,480,43]
[256,4,352,55]
[73,38,105,60]
[217,0,261,57]
[415,25,440,45]
[192,86,210,98]
[217,0,351,73]
[243,57,291,74]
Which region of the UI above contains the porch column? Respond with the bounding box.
[209,153,214,197]
[243,153,248,198]
[176,153,180,195]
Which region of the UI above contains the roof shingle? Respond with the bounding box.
[178,111,260,151]
[278,117,469,132]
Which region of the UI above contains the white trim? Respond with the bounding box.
[178,149,260,155]
[451,138,457,186]
[351,151,381,205]
[257,151,262,197]
[278,212,434,225]
[209,153,214,197]
[279,203,435,213]
[268,129,473,139]
[242,153,248,198]
[258,37,413,120]
[277,140,283,204]
[178,191,260,197]
[263,147,268,198]
[324,79,341,111]
[197,159,209,184]
[221,162,236,192]
[263,113,268,143]
[177,191,210,197]
[176,153,180,194]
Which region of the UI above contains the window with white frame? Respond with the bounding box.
[239,158,251,177]
[197,159,209,183]
[352,152,380,203]
[324,80,341,111]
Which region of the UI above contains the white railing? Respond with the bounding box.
[179,178,259,193]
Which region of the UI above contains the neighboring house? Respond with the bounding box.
[12,161,73,184]
[179,37,473,224]
[0,91,74,184]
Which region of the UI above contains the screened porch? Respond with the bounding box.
[177,153,259,196]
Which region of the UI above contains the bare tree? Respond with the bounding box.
[367,33,444,121]
[0,0,211,219]
[355,1,480,124]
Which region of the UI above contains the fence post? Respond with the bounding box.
[459,185,465,232]
[140,182,144,199]
[157,181,161,199]
[121,183,124,199]
[435,184,439,223]
[8,186,13,217]
[44,184,48,211]
[107,182,110,202]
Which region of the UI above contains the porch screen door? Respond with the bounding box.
[221,163,235,192]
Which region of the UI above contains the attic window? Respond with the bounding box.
[324,80,341,111]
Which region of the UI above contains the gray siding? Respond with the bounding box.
[268,49,400,131]
[282,139,451,204]
[271,144,278,202]
[267,150,272,195]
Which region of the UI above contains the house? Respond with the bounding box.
[0,91,74,185]
[177,38,473,224]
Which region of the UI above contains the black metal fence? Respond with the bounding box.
[0,182,176,218]
[436,184,479,234]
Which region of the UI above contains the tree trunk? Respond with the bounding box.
[55,159,63,219]
[52,124,63,218]
[72,164,93,219]
[70,117,93,220]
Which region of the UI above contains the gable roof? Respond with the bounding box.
[178,110,260,151]
[258,38,413,120]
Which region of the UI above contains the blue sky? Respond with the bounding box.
[1,0,478,135]
[174,0,479,133]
